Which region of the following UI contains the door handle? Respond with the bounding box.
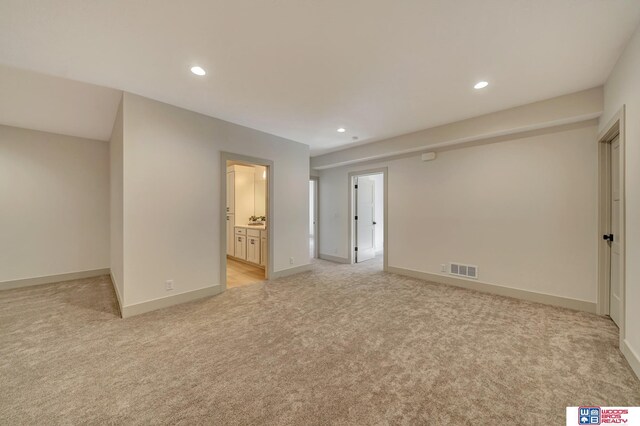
[373,221,377,225]
[603,234,614,242]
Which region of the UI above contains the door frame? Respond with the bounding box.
[597,107,626,344]
[347,167,388,270]
[310,176,320,259]
[220,152,274,290]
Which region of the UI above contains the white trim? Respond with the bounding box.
[226,255,265,270]
[621,340,640,380]
[121,285,223,318]
[387,266,596,313]
[318,253,350,264]
[0,268,111,291]
[109,272,124,317]
[269,264,312,279]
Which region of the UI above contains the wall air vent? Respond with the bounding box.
[449,262,478,279]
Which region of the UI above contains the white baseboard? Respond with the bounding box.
[387,266,596,313]
[622,339,640,380]
[226,255,266,269]
[318,253,350,264]
[0,268,111,291]
[270,264,313,279]
[109,273,124,318]
[121,285,223,318]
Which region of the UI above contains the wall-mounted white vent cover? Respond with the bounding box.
[449,262,478,279]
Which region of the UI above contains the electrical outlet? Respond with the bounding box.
[165,280,174,291]
[289,257,294,265]
[441,264,447,272]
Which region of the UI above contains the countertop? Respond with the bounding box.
[234,224,266,230]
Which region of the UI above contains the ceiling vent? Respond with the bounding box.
[449,262,478,279]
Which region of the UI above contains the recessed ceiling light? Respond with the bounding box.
[337,128,346,133]
[474,81,489,89]
[191,66,206,76]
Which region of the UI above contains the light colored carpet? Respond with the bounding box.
[1,259,638,425]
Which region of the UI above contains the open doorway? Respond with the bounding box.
[309,177,318,259]
[221,154,273,289]
[348,169,387,270]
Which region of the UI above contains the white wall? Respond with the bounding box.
[602,23,640,372]
[109,99,124,300]
[231,165,256,226]
[254,165,267,218]
[319,122,598,303]
[0,125,110,283]
[319,170,349,258]
[121,93,309,307]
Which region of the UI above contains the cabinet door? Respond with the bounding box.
[226,214,235,256]
[247,237,260,264]
[234,170,255,225]
[260,237,267,266]
[226,172,235,214]
[234,235,246,260]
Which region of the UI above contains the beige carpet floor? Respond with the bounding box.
[1,259,639,425]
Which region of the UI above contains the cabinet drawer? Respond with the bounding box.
[234,227,246,235]
[247,229,261,237]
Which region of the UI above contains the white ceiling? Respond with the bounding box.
[1,1,639,153]
[0,64,121,141]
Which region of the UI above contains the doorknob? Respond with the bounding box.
[603,234,614,242]
[373,221,377,225]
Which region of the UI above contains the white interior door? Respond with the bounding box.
[355,176,376,262]
[309,180,316,259]
[609,136,621,326]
